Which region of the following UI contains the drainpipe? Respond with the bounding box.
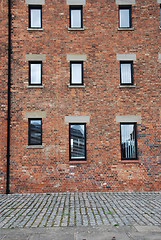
[6,0,11,194]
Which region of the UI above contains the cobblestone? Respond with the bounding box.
[0,192,160,229]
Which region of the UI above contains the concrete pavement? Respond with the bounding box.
[0,225,161,240]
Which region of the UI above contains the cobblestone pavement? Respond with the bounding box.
[0,192,161,229]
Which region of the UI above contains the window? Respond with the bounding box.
[69,123,86,161]
[70,6,83,28]
[28,119,42,145]
[70,61,83,85]
[160,5,161,27]
[29,61,42,85]
[29,5,42,28]
[120,61,133,85]
[119,6,131,28]
[120,123,137,160]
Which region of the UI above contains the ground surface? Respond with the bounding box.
[0,192,161,239]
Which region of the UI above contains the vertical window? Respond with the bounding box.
[69,123,86,161]
[160,5,161,27]
[70,61,83,85]
[29,5,42,28]
[120,61,133,85]
[28,119,42,145]
[29,62,42,85]
[70,6,83,28]
[119,6,131,28]
[120,123,137,160]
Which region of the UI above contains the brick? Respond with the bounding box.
[0,0,160,193]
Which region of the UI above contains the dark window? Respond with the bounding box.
[70,61,83,85]
[120,61,133,85]
[70,6,83,28]
[160,5,161,26]
[119,6,131,28]
[120,123,137,160]
[69,123,86,161]
[29,5,42,28]
[28,119,42,145]
[29,61,42,85]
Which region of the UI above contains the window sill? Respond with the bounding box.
[68,27,85,31]
[117,27,134,31]
[121,160,139,164]
[26,145,44,149]
[27,85,44,89]
[119,84,136,88]
[69,160,87,164]
[27,28,43,31]
[68,84,85,88]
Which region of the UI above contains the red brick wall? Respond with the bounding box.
[0,0,8,194]
[1,0,160,193]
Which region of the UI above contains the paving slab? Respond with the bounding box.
[0,226,161,240]
[128,232,161,240]
[134,225,161,232]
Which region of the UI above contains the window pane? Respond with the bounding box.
[29,120,42,145]
[71,63,82,84]
[121,124,136,159]
[30,63,41,84]
[31,9,41,28]
[119,9,130,28]
[121,63,132,84]
[70,124,85,160]
[71,9,81,28]
[160,7,161,26]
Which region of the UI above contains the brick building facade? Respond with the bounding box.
[0,0,8,193]
[0,0,161,194]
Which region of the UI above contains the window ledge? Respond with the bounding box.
[69,161,87,164]
[119,84,136,88]
[26,145,44,149]
[117,27,134,31]
[121,160,139,164]
[27,85,44,89]
[27,28,43,31]
[68,84,85,88]
[68,27,85,31]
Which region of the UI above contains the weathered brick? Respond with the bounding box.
[0,0,160,193]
